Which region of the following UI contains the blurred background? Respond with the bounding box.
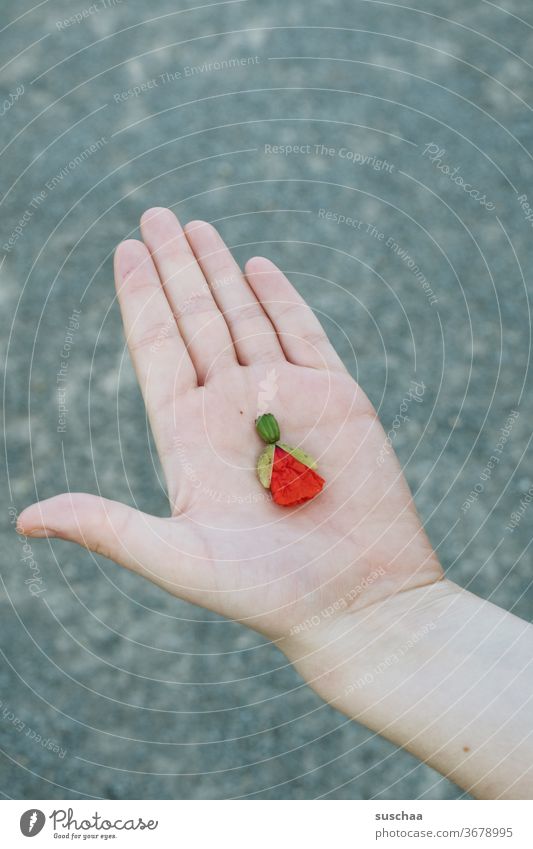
[1,0,533,799]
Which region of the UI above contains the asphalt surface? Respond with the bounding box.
[1,0,533,799]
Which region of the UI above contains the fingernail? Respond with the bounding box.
[25,528,56,539]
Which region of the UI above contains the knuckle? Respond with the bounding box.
[210,263,239,289]
[276,300,303,321]
[128,322,176,353]
[175,292,219,320]
[230,301,267,325]
[91,500,131,559]
[119,274,155,296]
[248,348,284,365]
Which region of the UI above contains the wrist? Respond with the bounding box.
[281,579,533,798]
[282,577,458,716]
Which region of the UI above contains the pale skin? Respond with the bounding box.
[18,208,533,799]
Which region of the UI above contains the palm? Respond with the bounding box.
[165,367,439,638]
[20,209,442,642]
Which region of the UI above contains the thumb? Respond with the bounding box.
[17,493,164,576]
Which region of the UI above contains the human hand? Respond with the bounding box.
[18,207,442,643]
[19,209,533,799]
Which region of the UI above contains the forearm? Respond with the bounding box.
[284,579,533,799]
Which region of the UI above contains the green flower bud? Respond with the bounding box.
[255,413,280,444]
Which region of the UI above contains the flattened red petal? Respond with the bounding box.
[270,447,325,506]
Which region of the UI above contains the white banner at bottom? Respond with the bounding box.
[1,799,532,848]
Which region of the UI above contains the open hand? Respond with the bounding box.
[19,208,442,643]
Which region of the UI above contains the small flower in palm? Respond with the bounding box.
[255,413,325,506]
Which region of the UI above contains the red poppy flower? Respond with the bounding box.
[255,413,325,507]
[270,446,325,506]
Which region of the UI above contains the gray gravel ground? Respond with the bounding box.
[1,0,533,800]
